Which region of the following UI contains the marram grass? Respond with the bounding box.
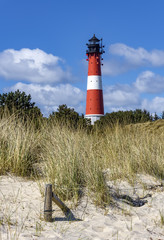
[0,114,164,206]
[0,114,40,176]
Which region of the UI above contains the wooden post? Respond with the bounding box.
[44,184,52,222]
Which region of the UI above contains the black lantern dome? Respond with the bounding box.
[86,34,104,55]
[88,34,100,43]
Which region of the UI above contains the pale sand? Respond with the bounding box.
[0,174,164,240]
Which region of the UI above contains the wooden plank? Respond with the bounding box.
[52,192,75,220]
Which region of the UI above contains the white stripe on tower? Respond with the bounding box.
[87,75,102,90]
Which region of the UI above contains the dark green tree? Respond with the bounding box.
[0,90,42,120]
[133,109,152,123]
[94,109,153,129]
[154,112,159,121]
[49,104,90,129]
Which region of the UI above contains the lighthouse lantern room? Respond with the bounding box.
[85,34,105,125]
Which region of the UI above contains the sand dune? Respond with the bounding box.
[0,174,164,240]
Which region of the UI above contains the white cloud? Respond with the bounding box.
[110,43,164,66]
[104,84,140,111]
[0,48,73,83]
[8,82,85,116]
[103,71,164,113]
[142,97,164,113]
[103,43,164,75]
[102,59,132,76]
[135,71,164,93]
[103,82,164,114]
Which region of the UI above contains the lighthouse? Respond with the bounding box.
[85,34,105,125]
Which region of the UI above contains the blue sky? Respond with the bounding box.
[1,0,164,116]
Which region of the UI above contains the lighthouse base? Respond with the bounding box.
[85,114,104,125]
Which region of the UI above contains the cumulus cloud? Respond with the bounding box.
[134,71,164,93]
[103,82,164,114]
[102,59,132,76]
[103,69,164,113]
[104,84,140,111]
[110,43,164,66]
[142,97,164,113]
[8,82,85,116]
[0,48,73,83]
[103,43,164,75]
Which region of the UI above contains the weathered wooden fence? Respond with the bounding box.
[44,184,75,222]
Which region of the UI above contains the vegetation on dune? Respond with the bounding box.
[49,104,91,130]
[127,119,164,135]
[0,90,41,116]
[94,109,153,129]
[0,90,43,128]
[0,115,40,176]
[0,90,164,206]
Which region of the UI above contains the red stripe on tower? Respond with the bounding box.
[85,34,105,124]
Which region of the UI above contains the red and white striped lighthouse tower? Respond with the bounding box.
[85,34,105,124]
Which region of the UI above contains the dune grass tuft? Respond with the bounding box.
[0,114,40,177]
